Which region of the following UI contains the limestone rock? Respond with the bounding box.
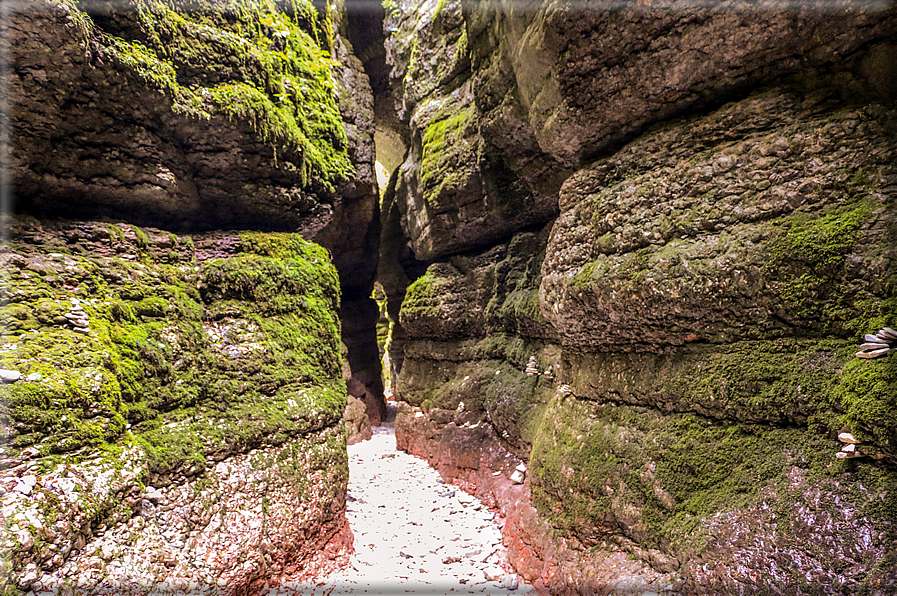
[1,369,22,383]
[384,0,897,593]
[343,395,374,445]
[0,219,351,593]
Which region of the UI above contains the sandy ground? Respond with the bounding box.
[267,411,535,595]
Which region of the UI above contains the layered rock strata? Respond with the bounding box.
[0,219,352,593]
[6,0,386,425]
[3,0,386,592]
[383,0,897,592]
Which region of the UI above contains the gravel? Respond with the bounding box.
[267,421,535,595]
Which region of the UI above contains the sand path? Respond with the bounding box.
[269,414,534,595]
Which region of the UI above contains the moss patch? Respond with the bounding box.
[93,0,352,188]
[420,103,475,205]
[529,396,894,565]
[399,269,444,324]
[1,222,346,479]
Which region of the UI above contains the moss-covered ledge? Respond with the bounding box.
[0,217,349,592]
[11,0,364,234]
[528,394,897,591]
[93,0,352,188]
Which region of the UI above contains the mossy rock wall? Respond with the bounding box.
[393,94,897,589]
[384,1,897,590]
[9,0,372,235]
[0,217,350,594]
[10,0,385,429]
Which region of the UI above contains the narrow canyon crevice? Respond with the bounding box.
[4,0,897,594]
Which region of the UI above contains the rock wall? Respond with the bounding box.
[1,220,351,593]
[7,0,386,425]
[3,0,383,592]
[382,0,897,593]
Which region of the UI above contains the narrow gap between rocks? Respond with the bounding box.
[266,404,536,594]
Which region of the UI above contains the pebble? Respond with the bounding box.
[268,414,535,595]
[14,475,37,494]
[1,369,22,383]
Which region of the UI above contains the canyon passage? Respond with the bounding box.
[2,0,897,594]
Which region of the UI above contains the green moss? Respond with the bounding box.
[831,355,897,449]
[91,0,352,189]
[2,225,345,481]
[400,270,443,322]
[382,0,400,16]
[131,225,151,249]
[419,104,474,203]
[565,336,895,459]
[103,35,209,120]
[775,203,871,267]
[452,28,468,67]
[765,200,876,324]
[529,397,859,557]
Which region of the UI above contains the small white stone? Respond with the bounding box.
[837,432,859,444]
[498,574,520,589]
[0,369,21,383]
[14,528,33,549]
[510,470,525,484]
[14,475,36,494]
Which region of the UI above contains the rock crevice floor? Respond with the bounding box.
[270,414,535,594]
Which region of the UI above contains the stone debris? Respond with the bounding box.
[838,432,859,445]
[833,429,887,460]
[268,422,535,595]
[835,430,861,459]
[5,434,347,594]
[510,464,527,485]
[62,302,91,335]
[525,357,539,377]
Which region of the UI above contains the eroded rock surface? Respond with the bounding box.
[0,219,354,593]
[381,0,897,593]
[7,0,387,427]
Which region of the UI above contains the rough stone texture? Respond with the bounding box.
[381,0,563,262]
[395,401,677,593]
[383,0,897,593]
[8,1,344,233]
[314,24,388,425]
[0,218,352,594]
[6,0,387,429]
[342,395,373,445]
[541,93,897,350]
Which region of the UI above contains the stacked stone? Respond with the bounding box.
[524,357,539,377]
[63,299,90,335]
[855,327,896,359]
